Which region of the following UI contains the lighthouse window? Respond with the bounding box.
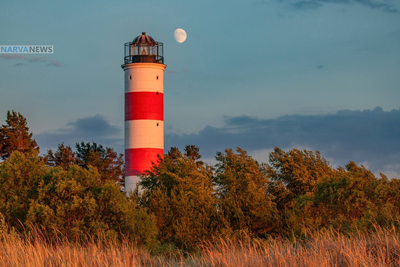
[156,92,159,95]
[156,76,159,80]
[129,75,132,80]
[157,123,159,126]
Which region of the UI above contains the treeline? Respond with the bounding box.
[1,111,400,252]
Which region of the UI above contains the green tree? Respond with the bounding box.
[287,161,400,235]
[27,166,158,247]
[0,150,47,231]
[46,142,124,185]
[184,144,203,165]
[0,150,158,248]
[46,143,75,170]
[214,147,280,237]
[75,142,124,184]
[141,146,218,251]
[167,146,180,162]
[0,111,39,160]
[267,147,338,210]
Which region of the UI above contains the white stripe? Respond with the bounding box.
[125,176,141,194]
[124,66,164,93]
[125,120,164,149]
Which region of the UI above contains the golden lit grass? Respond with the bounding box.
[1,227,400,266]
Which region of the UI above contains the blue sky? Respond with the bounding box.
[1,0,399,177]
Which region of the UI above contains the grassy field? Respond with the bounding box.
[1,227,400,266]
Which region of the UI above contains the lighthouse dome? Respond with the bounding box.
[132,32,157,45]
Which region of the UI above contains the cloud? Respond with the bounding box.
[293,1,323,9]
[379,164,400,179]
[353,0,399,12]
[34,108,400,178]
[317,65,324,69]
[166,107,400,178]
[278,0,399,13]
[46,61,63,67]
[0,55,64,67]
[35,115,123,154]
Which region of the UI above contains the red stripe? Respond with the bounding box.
[125,148,164,176]
[125,92,163,121]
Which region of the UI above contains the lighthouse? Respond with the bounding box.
[122,32,166,193]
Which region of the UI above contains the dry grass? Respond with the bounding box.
[1,227,400,266]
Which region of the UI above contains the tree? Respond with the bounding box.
[0,150,158,248]
[213,147,280,237]
[168,147,180,162]
[286,161,400,235]
[0,150,47,231]
[141,147,218,251]
[267,147,338,210]
[184,144,203,165]
[46,143,75,170]
[46,142,124,184]
[75,142,124,184]
[27,166,158,248]
[0,111,39,160]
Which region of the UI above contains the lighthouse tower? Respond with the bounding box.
[122,32,166,193]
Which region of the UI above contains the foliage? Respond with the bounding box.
[46,143,75,170]
[267,147,338,210]
[287,161,400,235]
[75,141,124,184]
[184,144,203,165]
[141,146,218,251]
[47,142,124,184]
[2,110,400,253]
[214,148,280,237]
[0,110,39,160]
[0,151,157,248]
[0,151,47,230]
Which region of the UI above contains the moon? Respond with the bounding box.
[174,28,187,43]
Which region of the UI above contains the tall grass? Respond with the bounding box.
[1,226,400,266]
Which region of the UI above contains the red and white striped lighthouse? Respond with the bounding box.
[122,32,166,192]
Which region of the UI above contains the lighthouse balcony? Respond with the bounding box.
[124,54,164,64]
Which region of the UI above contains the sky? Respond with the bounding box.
[0,0,399,177]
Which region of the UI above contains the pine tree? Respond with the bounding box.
[184,144,204,166]
[75,141,124,184]
[168,146,180,162]
[0,111,39,160]
[46,143,75,170]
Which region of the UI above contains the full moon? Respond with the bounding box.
[174,28,187,43]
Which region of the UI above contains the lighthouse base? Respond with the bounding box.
[125,176,141,194]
